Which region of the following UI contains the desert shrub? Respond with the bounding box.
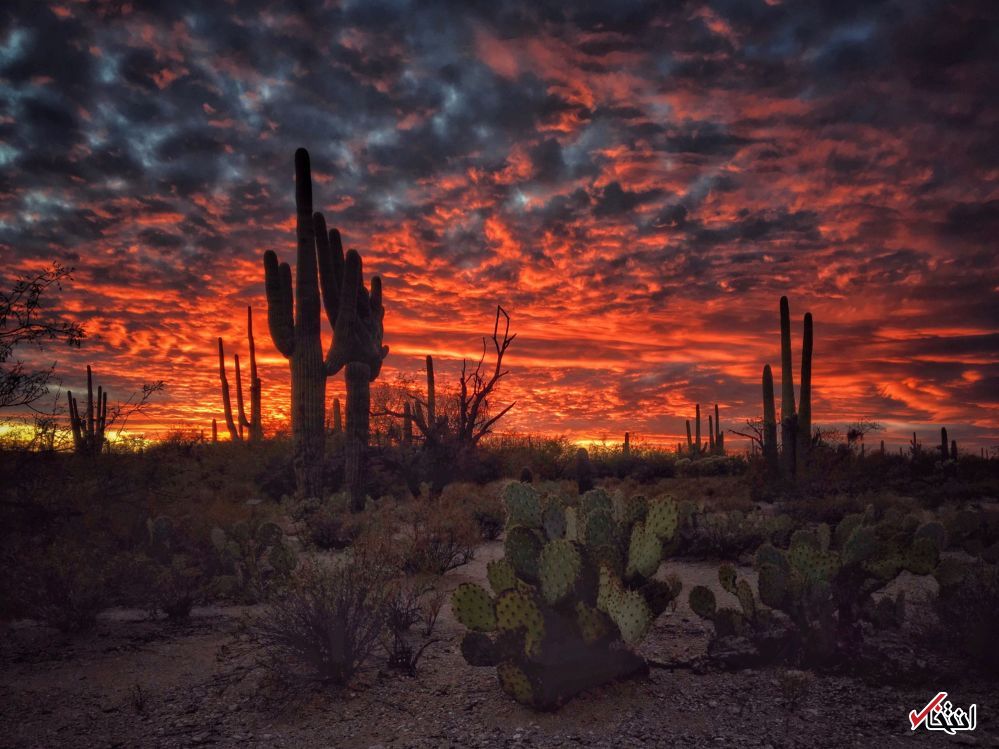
[675,455,746,477]
[210,518,298,602]
[934,560,999,673]
[441,481,505,540]
[27,541,111,632]
[399,504,477,575]
[303,504,363,551]
[251,554,396,686]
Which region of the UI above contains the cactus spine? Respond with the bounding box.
[67,365,107,455]
[762,364,778,472]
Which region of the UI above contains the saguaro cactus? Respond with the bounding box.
[779,296,797,476]
[332,397,343,434]
[713,403,724,455]
[695,403,702,456]
[761,364,778,473]
[940,427,949,460]
[316,204,388,513]
[798,312,813,456]
[217,311,263,443]
[264,149,330,497]
[67,365,107,455]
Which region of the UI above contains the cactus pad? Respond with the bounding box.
[452,583,497,632]
[645,496,679,541]
[497,661,534,705]
[625,522,662,580]
[580,488,613,517]
[583,509,617,548]
[495,589,545,656]
[538,540,584,604]
[487,559,518,594]
[735,579,755,617]
[575,602,613,644]
[905,537,939,575]
[505,526,543,581]
[689,585,717,620]
[614,493,647,526]
[913,521,947,551]
[503,482,542,529]
[542,500,567,540]
[718,564,737,594]
[603,587,652,645]
[564,506,579,541]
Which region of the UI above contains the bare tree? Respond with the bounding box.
[0,264,85,409]
[455,305,517,447]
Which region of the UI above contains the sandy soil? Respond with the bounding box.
[1,542,996,748]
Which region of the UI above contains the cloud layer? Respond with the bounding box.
[2,0,997,449]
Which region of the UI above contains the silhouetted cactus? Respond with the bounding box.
[211,418,218,443]
[798,312,813,455]
[951,440,958,460]
[778,297,797,476]
[67,365,107,455]
[263,148,386,501]
[940,427,949,460]
[217,310,263,443]
[762,365,778,473]
[713,403,725,456]
[332,397,342,434]
[576,447,594,494]
[623,431,630,456]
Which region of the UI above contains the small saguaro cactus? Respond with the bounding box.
[576,447,594,494]
[940,427,949,460]
[332,397,342,434]
[713,403,725,456]
[67,365,107,455]
[623,431,630,456]
[216,309,263,443]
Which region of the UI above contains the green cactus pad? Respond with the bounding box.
[542,499,567,540]
[718,564,737,594]
[575,602,613,644]
[604,587,652,645]
[625,522,662,580]
[460,631,497,667]
[842,526,878,566]
[863,556,903,581]
[757,563,789,609]
[538,540,584,604]
[504,526,544,581]
[789,543,839,582]
[503,482,543,529]
[487,559,518,594]
[586,543,624,579]
[905,537,939,575]
[689,585,717,620]
[754,543,789,571]
[495,589,545,656]
[580,488,613,517]
[497,661,534,705]
[596,565,621,613]
[452,583,497,632]
[834,513,864,548]
[712,608,745,638]
[790,528,820,550]
[614,493,648,527]
[583,508,617,548]
[639,578,681,617]
[645,496,679,541]
[735,579,755,618]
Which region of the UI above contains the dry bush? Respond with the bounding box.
[23,541,111,632]
[397,497,478,575]
[250,553,396,686]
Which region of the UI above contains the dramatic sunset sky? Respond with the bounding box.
[1,0,997,450]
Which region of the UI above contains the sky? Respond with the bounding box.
[1,0,997,451]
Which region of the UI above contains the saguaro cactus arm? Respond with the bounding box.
[322,244,388,379]
[217,337,240,441]
[263,252,295,357]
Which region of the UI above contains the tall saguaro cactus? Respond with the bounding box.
[263,150,333,497]
[779,296,797,476]
[761,364,778,473]
[67,365,107,455]
[798,312,813,455]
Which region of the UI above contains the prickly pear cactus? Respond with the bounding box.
[697,512,947,668]
[210,518,297,602]
[452,481,682,710]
